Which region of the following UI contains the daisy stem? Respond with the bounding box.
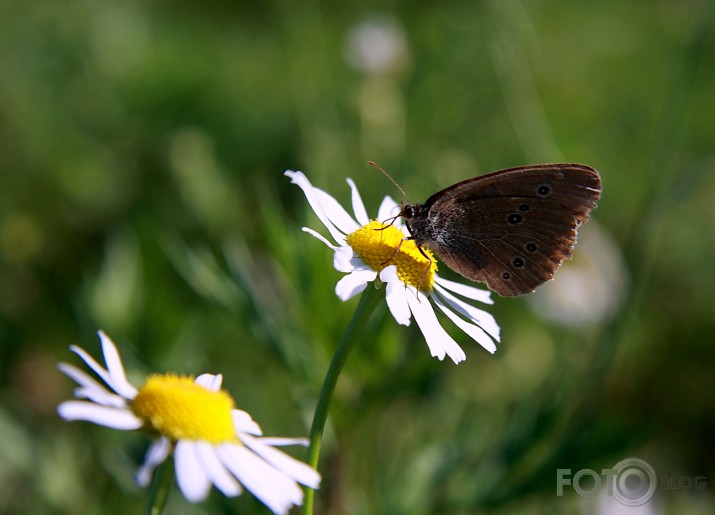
[303,285,383,515]
[145,458,174,515]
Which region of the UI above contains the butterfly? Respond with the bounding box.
[396,163,602,296]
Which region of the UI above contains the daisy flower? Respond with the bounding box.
[285,170,501,364]
[57,331,320,514]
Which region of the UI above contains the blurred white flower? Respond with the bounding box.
[57,331,319,514]
[589,490,662,515]
[344,15,409,74]
[285,170,500,364]
[529,222,627,326]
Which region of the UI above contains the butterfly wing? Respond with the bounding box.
[422,164,601,296]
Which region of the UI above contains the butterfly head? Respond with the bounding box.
[399,203,434,246]
[400,203,421,221]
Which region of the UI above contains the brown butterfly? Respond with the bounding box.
[397,163,602,296]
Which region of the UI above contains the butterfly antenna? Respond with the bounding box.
[368,161,409,204]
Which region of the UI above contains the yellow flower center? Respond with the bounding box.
[346,220,437,291]
[131,374,237,444]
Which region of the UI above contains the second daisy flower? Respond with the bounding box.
[285,170,500,364]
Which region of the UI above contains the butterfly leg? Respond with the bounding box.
[379,236,404,266]
[414,243,434,299]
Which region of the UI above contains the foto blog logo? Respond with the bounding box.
[556,457,707,506]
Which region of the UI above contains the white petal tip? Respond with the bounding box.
[284,170,304,182]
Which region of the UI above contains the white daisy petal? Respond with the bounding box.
[404,289,444,360]
[232,410,263,436]
[313,188,361,236]
[256,437,309,447]
[347,178,370,226]
[73,386,129,408]
[406,289,467,364]
[380,266,411,326]
[135,437,172,487]
[333,246,357,273]
[57,401,143,429]
[242,434,321,489]
[58,363,127,407]
[302,227,338,250]
[434,275,494,304]
[98,331,138,399]
[285,171,347,245]
[175,441,212,503]
[58,362,104,391]
[195,441,242,497]
[349,254,372,270]
[195,373,222,391]
[219,444,303,515]
[335,270,376,301]
[68,345,113,390]
[432,295,497,353]
[338,252,375,276]
[433,283,501,341]
[377,195,401,223]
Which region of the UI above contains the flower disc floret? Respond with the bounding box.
[132,374,236,443]
[346,221,437,291]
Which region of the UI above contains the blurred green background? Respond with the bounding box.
[1,0,714,513]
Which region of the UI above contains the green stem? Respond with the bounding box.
[145,457,174,515]
[302,285,383,515]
